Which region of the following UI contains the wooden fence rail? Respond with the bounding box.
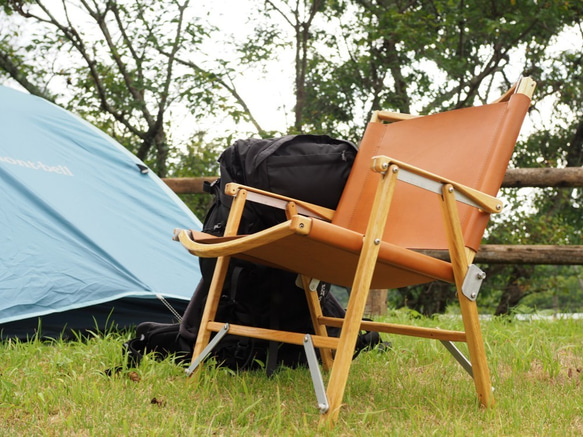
[420,245,583,265]
[162,167,583,193]
[163,167,583,265]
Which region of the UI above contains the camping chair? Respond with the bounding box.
[175,77,536,425]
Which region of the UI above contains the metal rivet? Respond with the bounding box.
[471,293,477,299]
[374,238,381,245]
[299,223,304,228]
[496,204,502,210]
[448,186,454,193]
[392,166,398,173]
[477,272,486,280]
[382,162,388,169]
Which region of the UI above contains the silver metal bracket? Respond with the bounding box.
[439,340,473,378]
[303,334,329,414]
[461,264,486,301]
[308,278,320,292]
[295,275,320,292]
[397,168,481,209]
[185,323,230,376]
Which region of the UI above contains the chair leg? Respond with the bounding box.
[322,280,373,424]
[190,189,248,371]
[322,164,399,425]
[189,256,231,373]
[457,291,495,407]
[440,186,494,408]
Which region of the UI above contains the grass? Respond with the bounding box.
[0,313,581,436]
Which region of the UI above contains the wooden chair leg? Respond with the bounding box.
[322,279,372,424]
[189,188,248,372]
[189,255,231,371]
[458,291,494,407]
[441,185,494,407]
[322,164,399,425]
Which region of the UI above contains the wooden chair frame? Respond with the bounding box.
[175,77,536,426]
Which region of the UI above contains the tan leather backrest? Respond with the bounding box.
[333,93,532,251]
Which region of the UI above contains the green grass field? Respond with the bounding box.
[1,313,581,436]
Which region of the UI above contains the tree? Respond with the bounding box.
[298,1,581,138]
[297,0,582,314]
[233,0,329,134]
[0,0,208,176]
[1,0,581,314]
[167,132,223,219]
[0,0,276,176]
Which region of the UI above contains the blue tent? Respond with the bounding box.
[0,86,202,338]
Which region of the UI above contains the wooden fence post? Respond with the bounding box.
[365,289,388,316]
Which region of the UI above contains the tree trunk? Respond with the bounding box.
[365,289,387,316]
[401,282,456,316]
[494,265,533,315]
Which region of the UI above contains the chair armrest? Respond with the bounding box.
[370,156,503,214]
[224,182,336,221]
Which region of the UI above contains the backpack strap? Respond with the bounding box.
[266,271,282,377]
[253,135,296,169]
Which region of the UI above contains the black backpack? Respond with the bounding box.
[124,135,384,373]
[201,134,358,236]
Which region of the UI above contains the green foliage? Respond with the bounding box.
[520,266,583,313]
[476,264,583,315]
[167,133,225,218]
[303,0,582,135]
[0,0,245,177]
[0,0,581,314]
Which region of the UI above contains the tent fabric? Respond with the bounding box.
[0,85,202,337]
[0,297,189,340]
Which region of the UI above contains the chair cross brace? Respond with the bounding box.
[439,340,473,378]
[303,334,329,413]
[185,321,331,414]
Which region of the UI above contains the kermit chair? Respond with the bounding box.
[175,77,536,425]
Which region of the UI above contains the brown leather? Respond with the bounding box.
[334,93,532,251]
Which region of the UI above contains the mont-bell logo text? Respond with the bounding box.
[0,156,74,176]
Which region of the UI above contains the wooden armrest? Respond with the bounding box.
[370,156,503,214]
[224,182,336,221]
